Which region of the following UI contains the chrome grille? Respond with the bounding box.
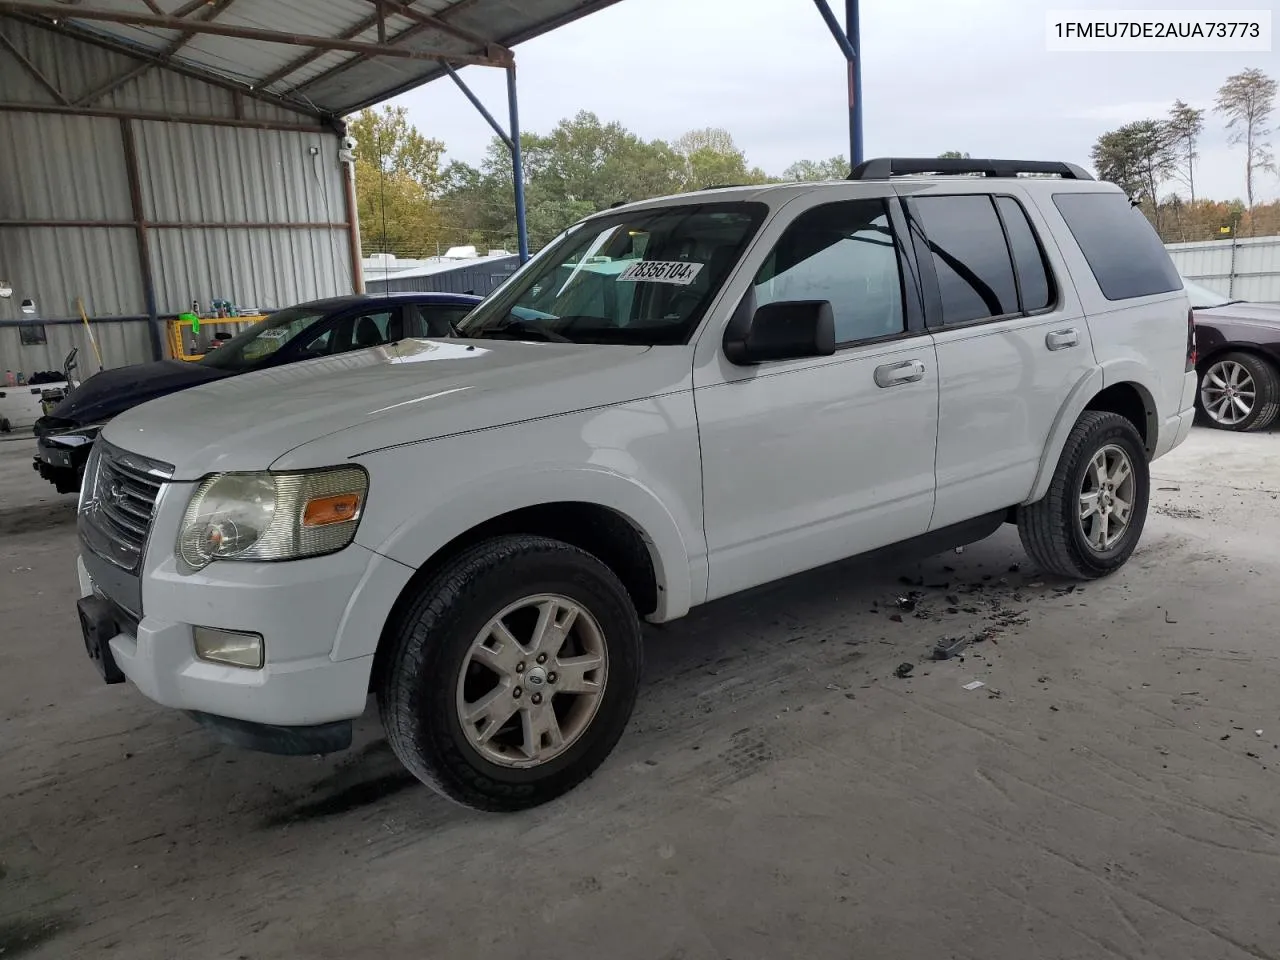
[79,440,174,574]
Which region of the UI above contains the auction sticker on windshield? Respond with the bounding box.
[617,261,704,285]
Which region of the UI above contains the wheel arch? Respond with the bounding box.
[1025,367,1157,505]
[1197,341,1280,376]
[367,499,671,698]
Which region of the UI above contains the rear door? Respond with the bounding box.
[902,187,1093,530]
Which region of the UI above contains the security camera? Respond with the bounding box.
[341,135,357,151]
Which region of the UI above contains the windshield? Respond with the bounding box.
[1183,278,1234,310]
[456,202,768,345]
[198,306,328,372]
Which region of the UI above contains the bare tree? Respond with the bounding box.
[1216,68,1277,226]
[1167,99,1205,203]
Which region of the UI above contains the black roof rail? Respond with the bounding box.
[849,157,1094,181]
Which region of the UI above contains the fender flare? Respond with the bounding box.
[366,465,697,624]
[1024,363,1158,505]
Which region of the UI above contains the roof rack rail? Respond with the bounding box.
[848,157,1094,181]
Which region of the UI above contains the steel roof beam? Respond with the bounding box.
[358,0,506,55]
[0,2,513,67]
[0,23,70,102]
[6,11,324,116]
[75,0,238,106]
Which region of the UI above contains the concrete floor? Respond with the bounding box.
[3,424,1280,960]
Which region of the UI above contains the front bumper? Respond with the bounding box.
[33,428,95,492]
[76,538,415,731]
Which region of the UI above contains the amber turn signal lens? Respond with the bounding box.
[302,492,362,527]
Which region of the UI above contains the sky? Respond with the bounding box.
[389,0,1279,203]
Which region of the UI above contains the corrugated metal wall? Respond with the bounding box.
[366,257,521,296]
[1,17,355,375]
[0,319,152,376]
[1166,237,1280,303]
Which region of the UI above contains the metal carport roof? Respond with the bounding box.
[0,0,625,119]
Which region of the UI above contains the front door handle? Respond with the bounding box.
[874,359,926,387]
[1046,328,1079,351]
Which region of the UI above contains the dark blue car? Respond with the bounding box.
[32,292,482,493]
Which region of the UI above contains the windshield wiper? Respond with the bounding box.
[473,318,572,343]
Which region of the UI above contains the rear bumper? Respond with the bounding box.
[1152,371,1198,460]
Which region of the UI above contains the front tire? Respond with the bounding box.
[1018,411,1149,579]
[378,535,642,812]
[1198,352,1280,432]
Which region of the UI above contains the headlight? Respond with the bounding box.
[177,466,368,569]
[46,423,103,448]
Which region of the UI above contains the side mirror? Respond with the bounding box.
[723,297,836,365]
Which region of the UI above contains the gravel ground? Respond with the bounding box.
[3,424,1280,960]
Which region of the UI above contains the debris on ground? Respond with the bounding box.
[932,635,971,660]
[1221,734,1231,741]
[963,680,986,691]
[894,662,915,679]
[889,614,903,623]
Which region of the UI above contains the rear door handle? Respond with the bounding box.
[1046,328,1079,351]
[874,359,926,387]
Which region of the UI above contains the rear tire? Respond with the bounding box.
[1197,351,1280,432]
[378,535,642,812]
[1018,411,1149,580]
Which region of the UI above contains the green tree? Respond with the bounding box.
[1216,68,1277,226]
[349,105,447,256]
[783,156,850,181]
[1091,120,1176,227]
[1167,99,1205,203]
[672,127,771,190]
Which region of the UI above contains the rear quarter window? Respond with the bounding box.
[1052,192,1181,301]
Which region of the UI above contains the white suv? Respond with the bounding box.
[75,157,1198,811]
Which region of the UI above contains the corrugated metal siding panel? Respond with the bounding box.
[148,227,351,315]
[3,17,318,125]
[0,113,131,221]
[0,319,152,374]
[134,122,344,223]
[0,226,143,319]
[1166,242,1234,284]
[1,17,128,103]
[1167,236,1280,302]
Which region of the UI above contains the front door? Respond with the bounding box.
[694,193,940,601]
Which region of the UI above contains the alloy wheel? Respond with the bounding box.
[1201,360,1257,426]
[1078,443,1136,552]
[454,594,608,768]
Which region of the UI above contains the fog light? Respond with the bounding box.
[193,626,264,669]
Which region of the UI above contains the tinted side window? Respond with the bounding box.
[1052,192,1181,301]
[753,199,905,345]
[995,196,1053,312]
[913,195,1018,324]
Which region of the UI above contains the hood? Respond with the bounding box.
[101,338,690,479]
[1196,301,1280,328]
[44,360,232,428]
